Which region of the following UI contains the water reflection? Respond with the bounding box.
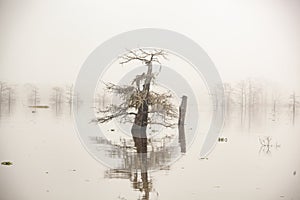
[258,136,281,155]
[90,136,181,170]
[105,168,154,200]
[0,101,299,199]
[90,135,183,200]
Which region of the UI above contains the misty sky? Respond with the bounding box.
[0,0,300,93]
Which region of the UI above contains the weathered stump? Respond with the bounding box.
[178,95,187,153]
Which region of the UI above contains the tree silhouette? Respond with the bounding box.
[94,48,178,153]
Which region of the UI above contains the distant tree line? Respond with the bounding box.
[0,80,299,121]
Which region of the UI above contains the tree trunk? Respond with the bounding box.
[131,62,153,153]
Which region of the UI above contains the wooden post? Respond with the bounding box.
[178,95,187,153]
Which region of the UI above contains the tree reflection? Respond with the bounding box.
[258,136,280,155]
[91,135,183,200]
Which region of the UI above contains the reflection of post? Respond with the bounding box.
[178,95,187,153]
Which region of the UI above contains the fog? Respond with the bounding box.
[1,1,300,200]
[0,0,300,92]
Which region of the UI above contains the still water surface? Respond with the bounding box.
[0,104,299,200]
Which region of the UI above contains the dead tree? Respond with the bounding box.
[94,49,178,153]
[271,91,281,120]
[234,81,246,124]
[27,85,40,112]
[32,87,39,107]
[50,87,64,115]
[0,81,8,114]
[65,85,74,114]
[74,92,81,112]
[235,79,262,128]
[247,79,252,129]
[290,92,299,124]
[94,89,107,110]
[6,86,15,114]
[223,83,233,115]
[0,82,7,104]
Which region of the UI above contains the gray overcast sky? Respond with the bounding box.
[0,0,300,93]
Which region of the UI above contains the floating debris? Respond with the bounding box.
[293,171,296,176]
[200,157,208,160]
[1,161,13,166]
[28,105,49,109]
[218,137,228,142]
[110,129,115,132]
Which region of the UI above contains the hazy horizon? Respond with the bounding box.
[1,0,300,93]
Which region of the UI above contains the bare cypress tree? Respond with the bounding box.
[0,81,8,114]
[50,87,64,115]
[223,83,234,118]
[290,92,299,124]
[94,89,107,110]
[6,86,16,114]
[27,85,40,112]
[94,49,178,153]
[65,85,74,114]
[235,81,246,124]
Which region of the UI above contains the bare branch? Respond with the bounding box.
[94,48,178,129]
[119,48,168,65]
